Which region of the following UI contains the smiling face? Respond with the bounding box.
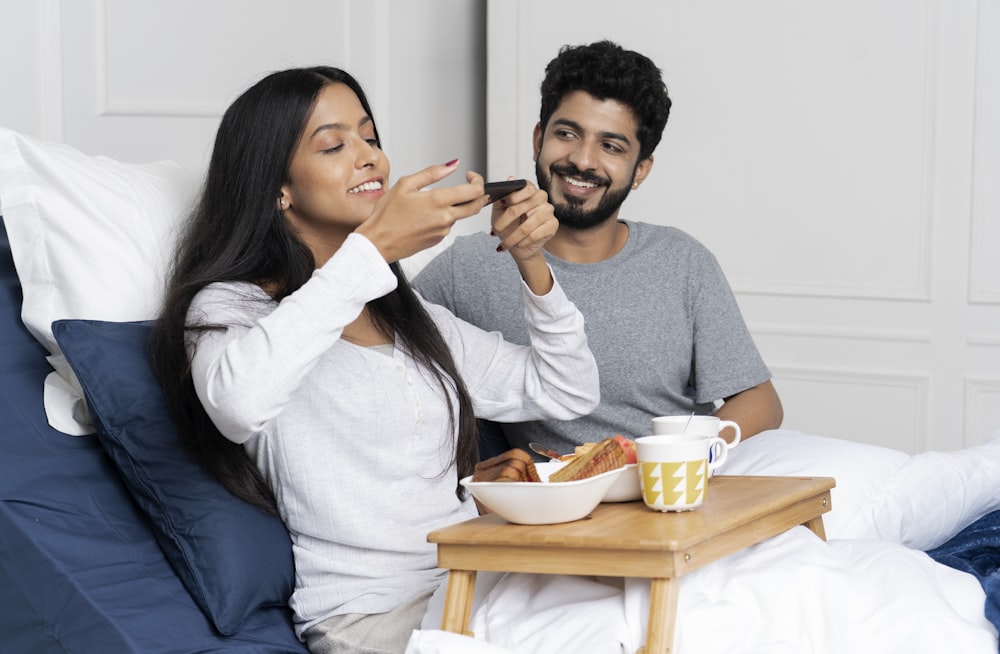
[533,90,652,230]
[279,82,388,260]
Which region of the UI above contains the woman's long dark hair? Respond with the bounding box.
[149,66,478,516]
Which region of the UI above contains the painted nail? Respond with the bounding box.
[496,244,504,252]
[443,158,459,167]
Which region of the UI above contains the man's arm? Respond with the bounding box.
[714,380,783,444]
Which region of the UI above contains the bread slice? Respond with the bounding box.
[548,437,626,482]
[472,449,542,483]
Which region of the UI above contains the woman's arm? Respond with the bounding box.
[489,181,557,297]
[188,234,396,442]
[425,272,600,424]
[190,163,490,442]
[417,179,598,422]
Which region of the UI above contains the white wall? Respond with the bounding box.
[0,0,487,288]
[0,0,485,182]
[3,0,997,453]
[487,0,1000,452]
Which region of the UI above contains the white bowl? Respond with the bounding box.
[602,463,640,502]
[461,461,626,525]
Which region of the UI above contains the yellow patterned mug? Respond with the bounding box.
[635,435,729,511]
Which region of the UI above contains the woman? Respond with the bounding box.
[149,66,599,653]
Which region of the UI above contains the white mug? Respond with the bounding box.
[635,435,728,511]
[650,415,740,476]
[651,415,741,448]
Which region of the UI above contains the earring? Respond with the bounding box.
[279,198,288,209]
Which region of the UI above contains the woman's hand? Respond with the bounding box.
[490,181,557,295]
[355,161,487,263]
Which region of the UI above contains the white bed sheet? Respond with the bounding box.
[406,430,1000,654]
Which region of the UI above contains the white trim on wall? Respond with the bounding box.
[39,0,64,141]
[964,376,1000,445]
[969,0,1000,304]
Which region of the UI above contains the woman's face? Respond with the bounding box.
[280,82,389,259]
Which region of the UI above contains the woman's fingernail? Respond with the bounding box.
[443,158,459,167]
[489,230,495,236]
[496,244,504,253]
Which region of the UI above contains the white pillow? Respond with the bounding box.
[852,432,1000,549]
[0,127,196,434]
[718,429,909,539]
[720,429,1000,550]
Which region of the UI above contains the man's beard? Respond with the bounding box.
[536,161,633,230]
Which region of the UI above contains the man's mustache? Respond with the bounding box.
[549,164,610,188]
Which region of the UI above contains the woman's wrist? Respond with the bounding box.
[516,253,554,296]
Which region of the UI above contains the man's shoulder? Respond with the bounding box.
[627,221,711,255]
[630,220,694,241]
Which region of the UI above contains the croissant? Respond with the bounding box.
[472,448,542,483]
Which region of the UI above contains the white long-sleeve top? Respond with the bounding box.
[186,233,599,636]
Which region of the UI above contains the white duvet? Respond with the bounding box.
[406,430,1000,654]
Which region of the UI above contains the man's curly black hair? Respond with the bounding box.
[539,40,672,162]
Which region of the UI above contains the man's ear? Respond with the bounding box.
[632,155,654,189]
[532,122,543,161]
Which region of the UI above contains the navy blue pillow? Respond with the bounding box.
[53,318,294,636]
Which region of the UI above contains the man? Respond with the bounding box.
[414,40,781,457]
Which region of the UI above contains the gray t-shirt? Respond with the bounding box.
[414,220,771,454]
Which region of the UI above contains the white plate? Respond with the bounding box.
[461,461,626,525]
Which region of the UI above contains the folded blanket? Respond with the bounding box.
[408,430,1000,653]
[411,528,996,653]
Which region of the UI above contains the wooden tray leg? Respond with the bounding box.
[805,515,827,541]
[637,577,679,654]
[439,569,477,637]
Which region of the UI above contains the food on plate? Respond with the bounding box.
[470,435,634,485]
[561,434,637,465]
[611,434,637,464]
[549,437,627,482]
[472,448,542,482]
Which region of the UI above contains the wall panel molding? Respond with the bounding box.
[770,364,930,452]
[38,0,65,140]
[964,376,1000,445]
[969,333,1000,347]
[491,1,941,303]
[732,2,937,302]
[95,0,223,117]
[969,0,1000,304]
[750,322,933,344]
[731,277,932,302]
[92,0,362,119]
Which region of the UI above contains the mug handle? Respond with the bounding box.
[707,436,729,472]
[718,419,741,447]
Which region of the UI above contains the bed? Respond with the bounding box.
[1,126,999,654]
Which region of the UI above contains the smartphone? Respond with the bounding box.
[455,179,527,207]
[483,179,527,204]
